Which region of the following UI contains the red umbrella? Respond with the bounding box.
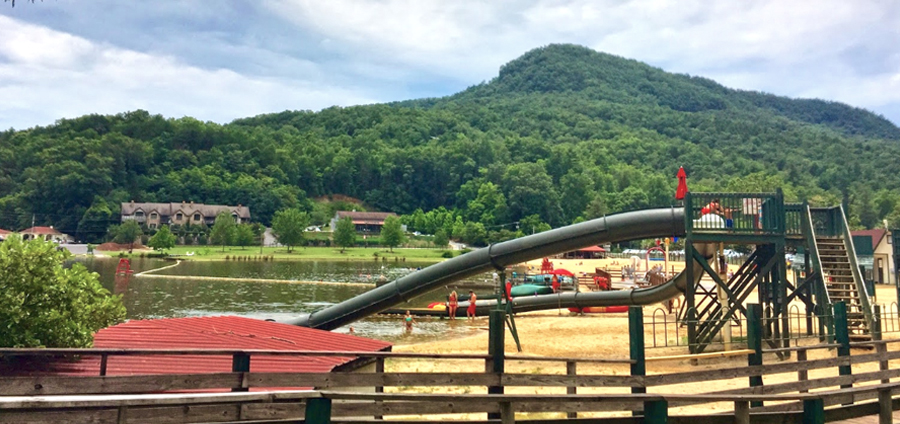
[550,268,574,277]
[675,166,688,200]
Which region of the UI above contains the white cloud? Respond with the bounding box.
[2,1,899,127]
[267,0,900,122]
[0,15,377,130]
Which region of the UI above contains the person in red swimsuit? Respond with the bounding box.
[701,199,724,216]
[448,290,458,320]
[466,291,477,320]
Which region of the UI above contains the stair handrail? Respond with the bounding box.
[802,203,830,307]
[838,204,875,334]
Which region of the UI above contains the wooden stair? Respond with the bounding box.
[816,236,871,341]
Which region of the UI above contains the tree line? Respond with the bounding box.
[3,44,900,245]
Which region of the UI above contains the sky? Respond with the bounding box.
[2,0,899,131]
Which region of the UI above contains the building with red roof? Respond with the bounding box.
[19,226,71,243]
[4,316,391,391]
[851,228,893,285]
[561,245,607,259]
[0,228,11,240]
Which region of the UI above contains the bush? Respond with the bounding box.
[0,236,126,347]
[441,251,454,258]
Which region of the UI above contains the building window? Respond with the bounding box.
[149,224,157,229]
[193,213,201,221]
[176,213,183,220]
[135,211,144,218]
[150,213,158,220]
[232,213,239,222]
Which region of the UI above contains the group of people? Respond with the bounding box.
[701,198,736,228]
[447,290,478,320]
[404,289,477,331]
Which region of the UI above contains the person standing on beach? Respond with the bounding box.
[466,291,477,320]
[448,290,459,320]
[551,275,560,293]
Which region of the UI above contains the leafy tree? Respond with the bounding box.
[432,229,449,248]
[234,224,256,249]
[271,208,309,253]
[114,220,142,253]
[147,225,176,251]
[518,214,551,235]
[209,212,236,252]
[77,196,114,243]
[333,216,356,253]
[380,215,405,252]
[0,235,126,347]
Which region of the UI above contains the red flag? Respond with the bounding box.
[675,166,688,200]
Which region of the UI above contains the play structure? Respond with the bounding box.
[286,190,873,354]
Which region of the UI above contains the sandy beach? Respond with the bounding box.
[389,273,900,418]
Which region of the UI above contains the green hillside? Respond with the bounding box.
[2,44,899,245]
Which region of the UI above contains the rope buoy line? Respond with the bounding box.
[132,260,375,287]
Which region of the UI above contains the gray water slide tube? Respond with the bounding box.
[287,207,703,331]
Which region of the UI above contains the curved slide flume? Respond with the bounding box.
[463,242,715,316]
[286,207,687,330]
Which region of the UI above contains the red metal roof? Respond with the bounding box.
[19,226,63,235]
[5,316,391,383]
[576,246,606,252]
[0,228,11,235]
[851,229,888,250]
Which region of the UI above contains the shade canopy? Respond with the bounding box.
[550,268,574,277]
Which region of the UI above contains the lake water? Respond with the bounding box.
[75,257,491,344]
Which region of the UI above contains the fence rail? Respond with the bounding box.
[2,302,899,423]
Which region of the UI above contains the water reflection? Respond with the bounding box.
[74,257,488,343]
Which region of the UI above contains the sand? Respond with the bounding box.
[388,277,900,419]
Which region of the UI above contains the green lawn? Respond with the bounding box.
[119,245,461,262]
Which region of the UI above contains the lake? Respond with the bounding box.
[76,257,493,343]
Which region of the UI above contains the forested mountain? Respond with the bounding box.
[2,44,900,244]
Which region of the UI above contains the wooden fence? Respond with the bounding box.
[2,338,900,423]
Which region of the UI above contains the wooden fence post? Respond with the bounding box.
[100,354,109,377]
[878,388,893,424]
[833,302,852,393]
[797,348,809,393]
[566,360,577,419]
[629,306,646,416]
[643,399,667,424]
[306,398,332,424]
[488,308,505,420]
[802,398,824,424]
[375,357,385,420]
[231,352,250,392]
[734,401,749,424]
[747,303,763,407]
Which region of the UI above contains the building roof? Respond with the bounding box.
[4,316,391,382]
[575,245,606,252]
[122,202,251,219]
[0,228,11,235]
[851,229,888,250]
[19,226,63,235]
[335,211,396,225]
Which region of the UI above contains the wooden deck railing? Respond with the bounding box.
[2,338,900,423]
